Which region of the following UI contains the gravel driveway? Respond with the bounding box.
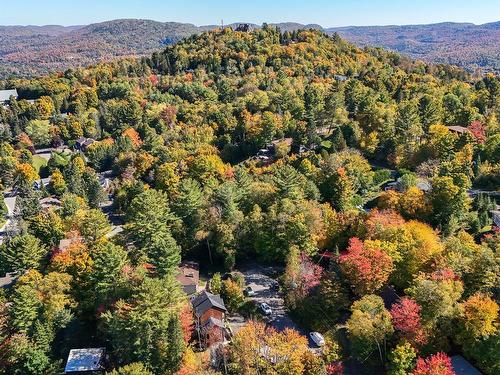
[240,264,318,348]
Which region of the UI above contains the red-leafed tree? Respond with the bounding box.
[467,120,486,144]
[284,246,323,307]
[338,238,393,295]
[179,303,195,343]
[390,297,427,347]
[327,362,344,375]
[412,352,456,375]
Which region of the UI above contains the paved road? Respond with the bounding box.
[240,264,318,348]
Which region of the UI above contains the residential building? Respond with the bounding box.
[447,125,470,135]
[0,272,19,289]
[191,290,228,348]
[0,89,18,105]
[74,137,96,152]
[176,261,200,295]
[64,347,106,373]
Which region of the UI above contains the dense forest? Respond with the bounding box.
[0,26,499,374]
[0,19,498,79]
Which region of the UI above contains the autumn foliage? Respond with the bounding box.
[390,297,427,347]
[412,352,456,375]
[339,237,393,295]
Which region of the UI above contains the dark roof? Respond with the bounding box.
[191,290,227,317]
[451,355,483,375]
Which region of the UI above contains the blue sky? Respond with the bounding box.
[2,0,499,27]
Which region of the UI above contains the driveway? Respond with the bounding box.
[240,264,318,349]
[0,194,17,234]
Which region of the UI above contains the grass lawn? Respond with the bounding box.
[32,155,49,174]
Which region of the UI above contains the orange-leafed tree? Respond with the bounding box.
[339,237,393,295]
[412,352,455,375]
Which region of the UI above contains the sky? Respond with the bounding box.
[1,0,499,27]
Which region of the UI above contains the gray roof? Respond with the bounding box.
[451,355,483,375]
[0,272,19,289]
[0,89,18,102]
[191,290,227,317]
[65,348,105,373]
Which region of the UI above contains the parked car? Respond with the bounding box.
[259,302,272,315]
[309,332,325,347]
[244,286,256,297]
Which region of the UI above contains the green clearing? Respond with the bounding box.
[32,155,49,174]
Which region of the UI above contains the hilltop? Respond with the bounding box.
[0,18,498,78]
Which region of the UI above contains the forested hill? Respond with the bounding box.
[0,18,499,78]
[328,22,500,73]
[0,19,321,79]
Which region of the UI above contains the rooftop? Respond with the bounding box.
[176,261,199,286]
[64,347,106,373]
[191,290,227,317]
[451,355,483,375]
[447,125,470,134]
[0,89,18,102]
[0,272,19,289]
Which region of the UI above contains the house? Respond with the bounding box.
[451,355,483,375]
[34,178,51,190]
[176,261,200,295]
[490,210,500,228]
[64,347,106,373]
[191,291,228,348]
[39,197,61,211]
[416,180,432,193]
[0,89,18,105]
[447,126,470,135]
[334,74,348,82]
[0,272,19,289]
[269,137,293,148]
[74,137,96,152]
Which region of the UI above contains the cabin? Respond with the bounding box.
[191,291,228,348]
[0,89,18,105]
[0,271,19,289]
[176,261,200,295]
[74,137,96,152]
[39,197,61,211]
[33,178,51,190]
[447,126,470,135]
[334,74,348,82]
[64,348,106,373]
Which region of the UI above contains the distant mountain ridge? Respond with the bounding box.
[0,18,498,78]
[327,22,500,73]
